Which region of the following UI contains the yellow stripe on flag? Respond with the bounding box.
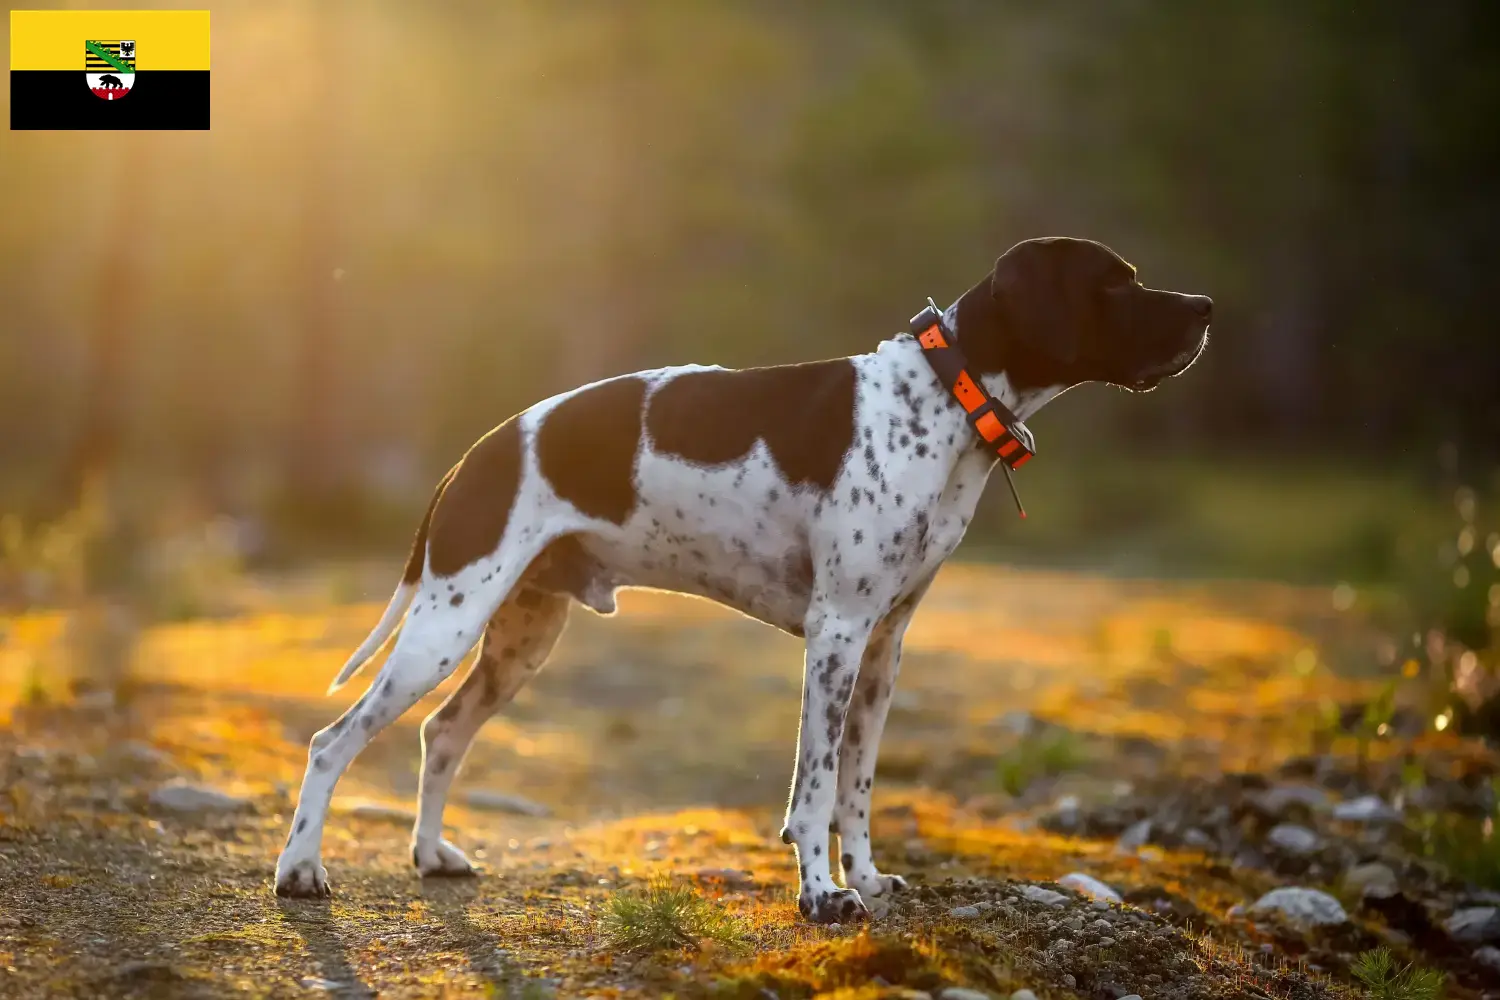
[9,10,209,71]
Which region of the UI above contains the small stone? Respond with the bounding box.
[1048,795,1081,831]
[1332,795,1401,823]
[1059,872,1122,904]
[1098,936,1116,947]
[464,789,551,816]
[1009,992,1038,1000]
[1092,899,1110,911]
[149,780,249,813]
[1119,996,1144,1000]
[693,867,755,887]
[1248,887,1348,928]
[1446,907,1500,944]
[300,979,347,991]
[112,960,176,979]
[118,741,171,766]
[1266,823,1321,856]
[1343,862,1398,898]
[1115,819,1152,853]
[938,989,990,1000]
[949,905,982,919]
[1091,918,1114,932]
[334,799,416,823]
[1018,884,1068,907]
[1474,946,1500,972]
[1062,974,1076,988]
[1183,828,1216,850]
[1250,783,1331,816]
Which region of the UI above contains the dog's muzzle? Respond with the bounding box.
[1128,331,1209,390]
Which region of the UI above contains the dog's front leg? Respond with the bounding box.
[781,605,872,924]
[833,586,927,909]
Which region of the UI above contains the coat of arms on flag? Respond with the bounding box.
[86,39,135,100]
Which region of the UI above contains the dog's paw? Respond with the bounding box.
[274,858,330,898]
[798,886,869,925]
[847,870,908,901]
[412,838,477,878]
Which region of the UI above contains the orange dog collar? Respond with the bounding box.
[910,299,1032,517]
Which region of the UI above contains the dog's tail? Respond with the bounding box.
[327,466,455,694]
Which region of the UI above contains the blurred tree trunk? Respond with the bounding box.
[49,134,153,702]
[56,134,153,514]
[558,3,644,386]
[287,0,348,501]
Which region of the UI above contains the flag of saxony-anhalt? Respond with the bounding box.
[10,10,210,130]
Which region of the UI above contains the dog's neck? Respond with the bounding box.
[871,294,1067,422]
[940,296,1067,422]
[868,288,1067,502]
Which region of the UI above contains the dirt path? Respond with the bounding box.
[0,565,1415,997]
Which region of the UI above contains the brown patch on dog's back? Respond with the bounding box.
[646,359,857,490]
[427,418,523,577]
[536,376,647,524]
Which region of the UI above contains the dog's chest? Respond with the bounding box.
[836,347,994,580]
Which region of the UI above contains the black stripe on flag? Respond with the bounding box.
[10,71,209,130]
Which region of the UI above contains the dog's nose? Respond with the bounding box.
[1186,294,1213,320]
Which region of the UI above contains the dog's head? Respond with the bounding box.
[958,237,1211,393]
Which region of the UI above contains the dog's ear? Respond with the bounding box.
[989,238,1103,365]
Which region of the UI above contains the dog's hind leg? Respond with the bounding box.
[273,537,554,897]
[410,587,569,876]
[274,598,490,897]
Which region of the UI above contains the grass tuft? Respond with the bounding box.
[994,727,1088,796]
[711,931,968,999]
[1415,809,1500,891]
[601,874,747,955]
[1350,946,1445,1000]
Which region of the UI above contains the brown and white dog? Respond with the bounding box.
[274,237,1212,923]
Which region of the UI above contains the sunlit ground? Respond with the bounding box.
[0,562,1454,997]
